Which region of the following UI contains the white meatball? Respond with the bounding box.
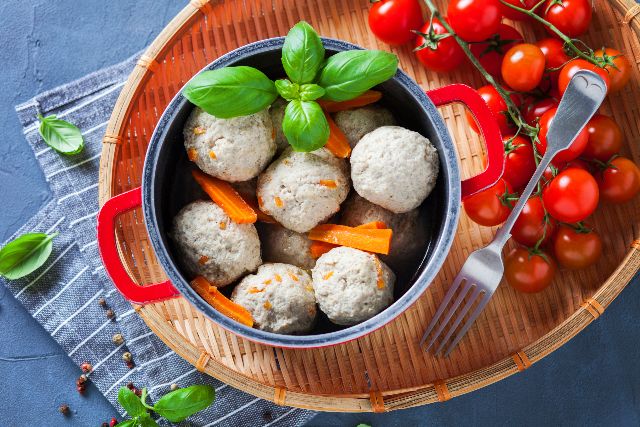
[340,193,427,270]
[257,147,350,233]
[350,126,439,213]
[269,98,289,153]
[231,263,317,334]
[333,105,396,148]
[171,201,261,287]
[258,223,316,270]
[183,107,276,182]
[312,247,394,326]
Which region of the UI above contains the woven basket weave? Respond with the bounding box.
[98,0,640,412]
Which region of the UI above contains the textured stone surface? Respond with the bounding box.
[0,0,639,425]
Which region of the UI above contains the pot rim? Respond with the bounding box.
[142,36,461,348]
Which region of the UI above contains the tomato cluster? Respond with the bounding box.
[367,0,640,294]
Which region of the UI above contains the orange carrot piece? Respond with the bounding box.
[318,90,383,113]
[308,224,393,255]
[192,169,257,224]
[191,276,254,327]
[319,179,337,188]
[324,112,351,158]
[187,148,198,161]
[309,221,389,258]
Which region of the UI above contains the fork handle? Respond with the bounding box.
[492,70,607,249]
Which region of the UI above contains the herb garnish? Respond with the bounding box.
[116,385,215,426]
[183,21,398,152]
[37,115,84,155]
[0,232,58,280]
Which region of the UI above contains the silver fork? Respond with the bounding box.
[421,70,608,356]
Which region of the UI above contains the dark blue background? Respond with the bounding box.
[0,1,638,425]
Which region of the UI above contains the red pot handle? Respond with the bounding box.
[97,187,180,304]
[427,84,504,199]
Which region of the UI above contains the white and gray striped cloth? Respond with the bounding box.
[4,53,315,427]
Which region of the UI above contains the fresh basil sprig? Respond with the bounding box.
[0,232,58,280]
[317,50,398,101]
[282,21,325,84]
[116,385,215,426]
[37,115,84,155]
[183,67,277,118]
[182,21,398,152]
[283,100,329,152]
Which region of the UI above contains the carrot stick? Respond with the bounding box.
[318,90,383,113]
[308,223,392,255]
[309,221,390,258]
[192,169,257,224]
[191,276,254,327]
[323,112,352,159]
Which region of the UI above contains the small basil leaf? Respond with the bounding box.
[317,50,398,101]
[183,66,277,118]
[114,420,137,427]
[37,115,84,155]
[0,232,57,280]
[118,387,147,418]
[152,385,215,422]
[136,414,159,427]
[299,84,325,101]
[282,100,329,152]
[282,21,325,84]
[275,79,300,101]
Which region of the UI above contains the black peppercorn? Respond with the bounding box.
[58,404,70,416]
[98,297,107,307]
[106,309,115,319]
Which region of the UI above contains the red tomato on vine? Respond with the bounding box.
[553,224,602,269]
[414,19,465,73]
[543,168,599,223]
[543,0,593,38]
[466,85,519,136]
[463,179,515,226]
[523,98,558,126]
[502,135,536,191]
[447,0,502,42]
[536,107,589,165]
[505,247,556,293]
[501,43,546,92]
[583,114,622,162]
[368,0,424,45]
[594,48,632,92]
[512,196,556,247]
[558,59,610,96]
[596,156,640,203]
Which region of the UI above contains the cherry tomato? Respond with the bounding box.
[553,224,602,269]
[470,24,524,78]
[558,59,610,96]
[368,0,424,45]
[536,38,571,89]
[543,168,599,223]
[583,114,622,161]
[500,0,538,20]
[503,135,536,191]
[542,158,592,184]
[595,48,632,92]
[543,0,592,38]
[536,107,589,165]
[512,196,556,246]
[466,85,519,135]
[505,247,556,293]
[523,98,558,126]
[463,179,513,226]
[596,156,640,203]
[414,19,465,73]
[448,0,502,42]
[501,44,546,92]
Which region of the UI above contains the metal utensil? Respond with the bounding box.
[421,70,607,356]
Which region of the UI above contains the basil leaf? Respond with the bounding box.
[317,50,398,101]
[136,414,159,427]
[275,79,300,101]
[282,21,325,84]
[114,420,137,427]
[183,66,277,118]
[299,84,325,101]
[118,387,147,418]
[0,232,57,280]
[282,100,329,152]
[152,385,215,422]
[37,115,84,155]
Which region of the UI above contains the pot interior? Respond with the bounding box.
[147,39,455,343]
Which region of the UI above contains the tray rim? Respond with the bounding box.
[98,0,640,412]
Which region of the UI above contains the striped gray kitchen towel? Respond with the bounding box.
[5,53,315,427]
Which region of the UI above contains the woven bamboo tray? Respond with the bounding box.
[98,0,640,412]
